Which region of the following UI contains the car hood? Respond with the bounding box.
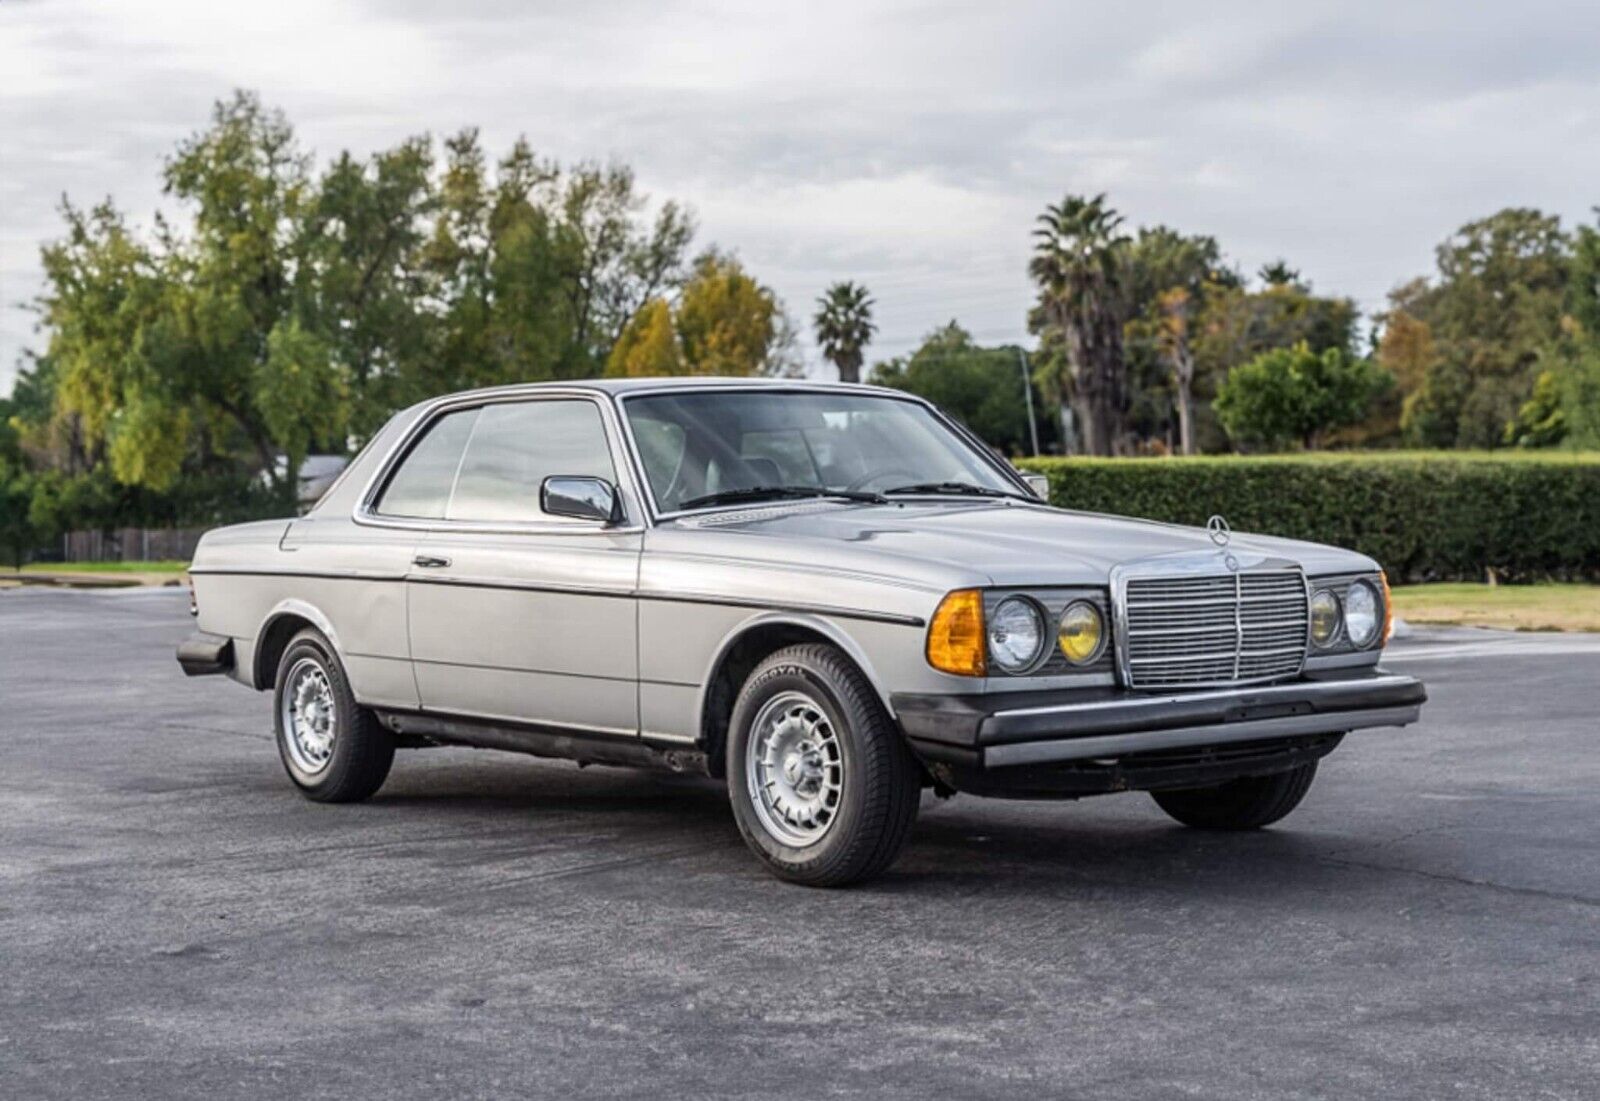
[674,499,1377,587]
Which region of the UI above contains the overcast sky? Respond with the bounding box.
[4,0,1599,393]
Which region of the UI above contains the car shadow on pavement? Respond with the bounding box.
[350,754,1364,899]
[893,806,1337,892]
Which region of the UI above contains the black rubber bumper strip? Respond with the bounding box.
[979,702,1421,768]
[893,670,1427,748]
[176,632,234,677]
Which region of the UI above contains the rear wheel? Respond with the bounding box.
[1150,762,1318,830]
[273,628,393,803]
[727,644,920,887]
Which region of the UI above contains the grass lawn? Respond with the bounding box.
[1390,582,1600,633]
[15,560,189,574]
[1,561,189,589]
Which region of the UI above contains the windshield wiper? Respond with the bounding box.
[884,481,1030,501]
[678,485,888,511]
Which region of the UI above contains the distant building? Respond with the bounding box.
[296,455,349,510]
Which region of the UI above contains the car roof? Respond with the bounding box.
[430,376,895,399]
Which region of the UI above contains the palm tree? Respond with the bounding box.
[1028,194,1131,455]
[1257,259,1302,288]
[813,281,876,383]
[1156,287,1197,455]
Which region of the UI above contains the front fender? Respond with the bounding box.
[695,610,898,739]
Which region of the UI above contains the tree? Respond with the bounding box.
[1570,214,1600,338]
[25,91,717,531]
[297,136,438,438]
[161,90,312,495]
[554,162,696,369]
[1028,194,1131,455]
[1121,226,1237,454]
[1119,226,1238,452]
[1213,343,1393,451]
[813,281,875,383]
[868,322,1049,455]
[0,395,20,468]
[1154,288,1199,454]
[1555,344,1600,448]
[1362,287,1441,444]
[1503,370,1568,448]
[1257,260,1302,288]
[0,462,40,569]
[1395,208,1571,447]
[606,299,683,377]
[0,393,47,568]
[676,251,792,375]
[607,253,794,378]
[1504,343,1600,449]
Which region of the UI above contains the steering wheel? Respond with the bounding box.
[846,468,920,492]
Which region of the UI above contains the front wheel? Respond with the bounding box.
[1150,762,1318,830]
[273,628,394,803]
[727,644,920,887]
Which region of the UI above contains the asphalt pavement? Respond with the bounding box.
[2,587,1597,1099]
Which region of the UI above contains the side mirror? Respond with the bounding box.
[541,476,623,525]
[1022,473,1050,501]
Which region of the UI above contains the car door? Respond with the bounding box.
[392,395,643,734]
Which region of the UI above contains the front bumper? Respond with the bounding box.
[176,631,234,677]
[893,668,1426,770]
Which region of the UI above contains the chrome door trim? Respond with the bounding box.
[189,567,922,625]
[639,590,925,628]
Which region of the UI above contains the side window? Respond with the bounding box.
[447,400,616,523]
[375,408,480,519]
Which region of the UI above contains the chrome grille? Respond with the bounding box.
[1122,568,1308,688]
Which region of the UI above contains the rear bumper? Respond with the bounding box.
[894,669,1426,770]
[176,632,234,677]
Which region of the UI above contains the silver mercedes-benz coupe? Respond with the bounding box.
[178,379,1426,885]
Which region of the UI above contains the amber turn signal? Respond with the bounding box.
[927,589,987,676]
[1380,570,1394,645]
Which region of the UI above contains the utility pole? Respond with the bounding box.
[1016,348,1040,457]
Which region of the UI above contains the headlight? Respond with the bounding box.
[1057,601,1105,665]
[988,597,1045,672]
[1345,580,1380,648]
[1310,589,1342,648]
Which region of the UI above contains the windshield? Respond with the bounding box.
[622,390,1018,513]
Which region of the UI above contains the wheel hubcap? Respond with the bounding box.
[282,657,337,775]
[746,691,844,846]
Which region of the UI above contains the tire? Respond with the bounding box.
[727,644,920,887]
[273,628,394,803]
[1150,762,1318,830]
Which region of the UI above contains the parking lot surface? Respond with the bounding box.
[3,588,1598,1099]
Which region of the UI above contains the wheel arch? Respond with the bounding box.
[695,612,895,778]
[251,599,345,690]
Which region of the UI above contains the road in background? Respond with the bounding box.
[3,589,1597,1099]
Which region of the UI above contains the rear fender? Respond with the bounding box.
[252,599,345,689]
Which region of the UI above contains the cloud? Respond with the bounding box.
[4,0,1599,389]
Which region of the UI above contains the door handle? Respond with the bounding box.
[412,555,452,569]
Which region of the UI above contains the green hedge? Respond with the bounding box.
[1017,452,1600,583]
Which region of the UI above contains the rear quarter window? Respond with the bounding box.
[374,407,480,519]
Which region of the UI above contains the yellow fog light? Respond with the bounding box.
[1310,589,1342,648]
[927,589,986,676]
[1057,601,1106,665]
